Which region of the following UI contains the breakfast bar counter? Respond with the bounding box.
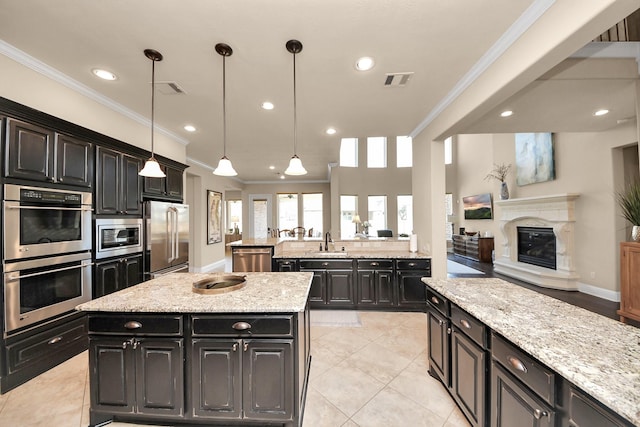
[77,272,313,427]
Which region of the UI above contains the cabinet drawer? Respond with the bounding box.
[451,305,486,349]
[356,259,393,269]
[426,288,449,316]
[299,259,353,269]
[7,316,87,374]
[568,387,628,427]
[491,333,556,406]
[88,314,183,336]
[191,315,294,337]
[396,259,431,271]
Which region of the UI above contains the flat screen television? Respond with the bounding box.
[463,193,493,220]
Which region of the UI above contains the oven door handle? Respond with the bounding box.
[7,205,93,211]
[5,262,93,281]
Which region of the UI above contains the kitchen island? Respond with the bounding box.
[77,272,313,427]
[424,277,640,427]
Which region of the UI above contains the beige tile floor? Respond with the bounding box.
[0,311,470,427]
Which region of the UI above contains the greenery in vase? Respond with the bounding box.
[484,163,512,182]
[616,181,640,225]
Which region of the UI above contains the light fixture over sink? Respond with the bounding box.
[139,49,166,178]
[213,43,238,177]
[284,39,307,176]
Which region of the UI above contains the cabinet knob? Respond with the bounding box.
[459,319,472,329]
[507,355,528,373]
[232,342,238,352]
[232,321,252,332]
[533,409,548,419]
[243,342,249,352]
[124,321,142,330]
[430,296,440,305]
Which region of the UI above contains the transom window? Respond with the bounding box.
[340,138,358,167]
[367,137,387,168]
[396,136,412,167]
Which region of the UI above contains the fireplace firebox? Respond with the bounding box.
[517,227,556,270]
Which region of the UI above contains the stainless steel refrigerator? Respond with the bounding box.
[144,201,189,278]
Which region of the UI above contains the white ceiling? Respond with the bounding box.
[0,1,637,182]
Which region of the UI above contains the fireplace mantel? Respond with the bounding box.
[494,193,580,290]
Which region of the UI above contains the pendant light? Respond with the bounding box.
[284,39,307,176]
[139,49,166,178]
[213,43,238,176]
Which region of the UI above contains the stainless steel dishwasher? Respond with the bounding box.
[232,247,273,272]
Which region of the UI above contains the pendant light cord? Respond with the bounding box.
[292,51,297,157]
[150,58,156,158]
[222,54,227,158]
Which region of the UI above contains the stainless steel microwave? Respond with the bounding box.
[95,218,143,259]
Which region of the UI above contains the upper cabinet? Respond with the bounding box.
[143,163,184,201]
[4,118,94,188]
[96,147,142,216]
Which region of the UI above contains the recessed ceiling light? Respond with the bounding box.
[92,68,117,81]
[269,165,275,170]
[261,101,274,110]
[594,109,609,116]
[280,175,285,180]
[500,110,513,117]
[326,127,337,135]
[355,57,375,71]
[183,125,196,132]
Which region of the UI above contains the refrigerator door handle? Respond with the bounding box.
[166,209,175,263]
[171,207,179,261]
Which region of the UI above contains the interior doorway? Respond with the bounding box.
[248,194,272,238]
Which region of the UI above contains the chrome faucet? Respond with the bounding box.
[324,231,332,251]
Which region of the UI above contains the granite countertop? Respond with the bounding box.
[273,250,430,259]
[423,277,640,426]
[77,272,313,314]
[227,238,283,247]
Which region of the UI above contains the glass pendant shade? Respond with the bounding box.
[139,158,165,178]
[213,156,238,176]
[284,155,307,175]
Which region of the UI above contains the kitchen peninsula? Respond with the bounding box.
[424,277,640,427]
[77,272,313,427]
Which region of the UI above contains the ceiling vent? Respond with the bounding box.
[156,81,186,95]
[384,72,413,87]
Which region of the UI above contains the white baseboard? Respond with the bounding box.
[191,259,226,273]
[577,281,620,302]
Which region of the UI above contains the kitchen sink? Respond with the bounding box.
[305,251,349,257]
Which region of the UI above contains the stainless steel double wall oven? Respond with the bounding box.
[3,184,93,334]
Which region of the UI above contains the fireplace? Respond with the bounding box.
[517,227,556,269]
[493,194,580,290]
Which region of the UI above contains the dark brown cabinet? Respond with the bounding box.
[356,260,395,307]
[276,259,298,272]
[618,242,640,323]
[5,118,93,187]
[191,339,293,422]
[396,260,430,308]
[143,164,184,201]
[96,147,142,215]
[451,327,486,427]
[427,308,450,385]
[94,254,143,298]
[299,260,355,308]
[452,235,494,263]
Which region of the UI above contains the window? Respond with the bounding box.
[397,195,413,236]
[340,195,358,238]
[277,194,298,231]
[302,193,323,237]
[445,193,453,240]
[444,136,453,165]
[396,136,412,167]
[340,138,358,167]
[367,195,387,235]
[226,200,242,233]
[367,137,387,168]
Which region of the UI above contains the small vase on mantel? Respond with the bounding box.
[632,225,640,242]
[500,181,510,200]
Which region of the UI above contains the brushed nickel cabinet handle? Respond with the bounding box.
[430,296,440,305]
[460,319,471,329]
[408,262,416,267]
[232,321,252,331]
[370,262,379,267]
[48,336,63,345]
[232,342,238,352]
[322,262,329,267]
[124,321,142,329]
[507,355,528,373]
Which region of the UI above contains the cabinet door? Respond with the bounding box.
[326,269,355,306]
[491,362,554,427]
[357,271,376,305]
[89,338,135,414]
[277,260,298,272]
[165,166,184,199]
[451,328,486,427]
[55,133,93,187]
[620,243,640,322]
[135,339,184,416]
[427,309,450,386]
[96,147,121,215]
[123,255,143,288]
[122,154,142,215]
[191,339,242,419]
[94,260,122,298]
[143,171,166,196]
[397,270,428,306]
[5,118,55,182]
[243,340,293,421]
[303,269,325,305]
[376,270,395,306]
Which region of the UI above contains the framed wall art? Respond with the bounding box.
[207,190,222,244]
[515,132,555,186]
